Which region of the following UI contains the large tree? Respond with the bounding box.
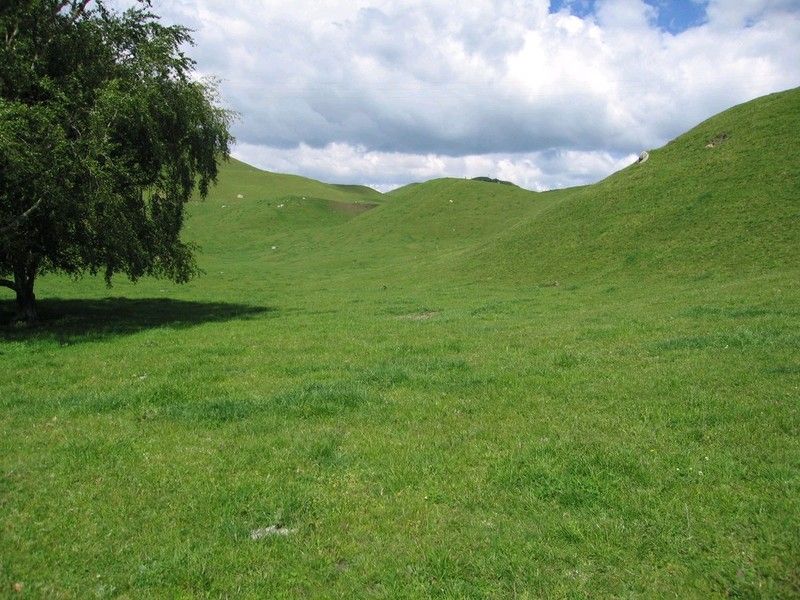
[0,0,233,321]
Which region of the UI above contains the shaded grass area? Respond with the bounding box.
[0,297,272,343]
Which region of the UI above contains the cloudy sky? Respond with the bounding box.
[116,0,799,191]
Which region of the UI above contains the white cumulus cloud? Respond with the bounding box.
[111,0,800,190]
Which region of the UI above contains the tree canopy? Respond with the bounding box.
[0,0,233,321]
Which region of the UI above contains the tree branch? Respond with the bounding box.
[0,279,17,292]
[68,0,92,24]
[0,198,44,237]
[53,1,90,20]
[4,23,19,50]
[37,0,92,62]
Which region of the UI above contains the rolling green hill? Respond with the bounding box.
[461,87,800,284]
[206,157,383,205]
[1,90,798,598]
[321,87,798,288]
[191,87,798,292]
[183,158,380,254]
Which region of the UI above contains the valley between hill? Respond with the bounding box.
[1,88,798,597]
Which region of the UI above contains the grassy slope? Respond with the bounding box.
[1,90,798,598]
[458,88,800,284]
[304,178,557,276]
[213,157,383,205]
[182,159,381,267]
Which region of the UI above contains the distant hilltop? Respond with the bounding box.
[471,176,516,186]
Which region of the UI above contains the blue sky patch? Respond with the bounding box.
[550,0,597,19]
[549,0,709,34]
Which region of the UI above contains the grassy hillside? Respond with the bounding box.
[1,90,798,598]
[462,88,800,284]
[209,157,383,205]
[176,158,386,294]
[184,158,381,250]
[235,87,798,292]
[327,88,798,288]
[319,178,555,271]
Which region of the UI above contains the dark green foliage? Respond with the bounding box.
[471,176,515,186]
[0,0,233,320]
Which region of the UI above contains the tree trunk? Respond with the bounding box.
[14,278,37,322]
[11,259,38,323]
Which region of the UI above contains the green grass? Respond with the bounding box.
[1,89,799,598]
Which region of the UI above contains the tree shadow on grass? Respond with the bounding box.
[0,297,275,344]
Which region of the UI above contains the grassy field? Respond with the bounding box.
[1,89,799,598]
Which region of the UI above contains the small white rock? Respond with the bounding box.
[250,526,296,540]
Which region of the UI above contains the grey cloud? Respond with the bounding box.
[111,0,800,190]
[233,141,635,192]
[215,2,795,156]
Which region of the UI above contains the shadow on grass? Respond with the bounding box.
[0,297,274,344]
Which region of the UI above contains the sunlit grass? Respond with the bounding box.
[1,89,798,598]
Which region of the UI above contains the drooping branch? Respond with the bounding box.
[53,0,91,21]
[4,23,19,50]
[34,0,93,62]
[0,198,43,237]
[68,0,92,24]
[0,279,17,292]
